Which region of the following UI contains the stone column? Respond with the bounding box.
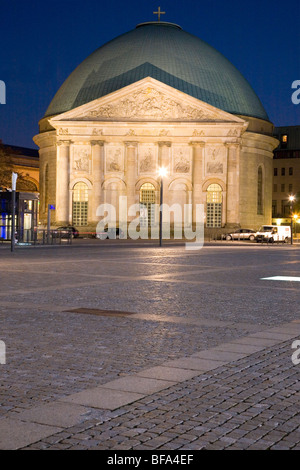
[158,141,171,207]
[191,141,205,225]
[125,142,138,220]
[226,142,240,227]
[56,140,71,224]
[91,141,104,219]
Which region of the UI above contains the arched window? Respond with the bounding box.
[257,167,263,215]
[206,184,222,228]
[72,182,89,226]
[140,183,156,227]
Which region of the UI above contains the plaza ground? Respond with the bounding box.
[0,240,299,450]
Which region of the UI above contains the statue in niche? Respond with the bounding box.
[140,150,154,172]
[74,149,90,172]
[108,148,121,172]
[207,162,223,174]
[175,151,190,173]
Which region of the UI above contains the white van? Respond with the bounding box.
[255,225,291,243]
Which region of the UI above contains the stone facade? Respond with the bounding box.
[34,78,278,232]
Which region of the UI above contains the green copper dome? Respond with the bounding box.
[45,22,269,121]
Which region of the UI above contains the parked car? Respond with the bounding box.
[54,226,79,239]
[223,229,256,241]
[95,227,124,240]
[255,225,291,243]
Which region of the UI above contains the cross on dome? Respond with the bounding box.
[153,7,165,22]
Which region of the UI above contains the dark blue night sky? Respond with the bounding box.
[0,0,299,148]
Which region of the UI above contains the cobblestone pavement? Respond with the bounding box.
[0,241,299,449]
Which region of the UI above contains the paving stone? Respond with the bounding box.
[163,357,227,371]
[101,376,177,394]
[136,366,200,382]
[60,387,145,410]
[212,343,264,354]
[0,418,62,450]
[192,349,248,361]
[10,402,90,428]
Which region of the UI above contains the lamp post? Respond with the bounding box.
[11,172,18,252]
[293,214,299,240]
[158,167,167,247]
[289,195,295,245]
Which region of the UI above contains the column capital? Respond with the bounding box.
[189,141,205,147]
[157,141,171,147]
[225,141,240,148]
[91,140,105,146]
[124,141,138,147]
[56,140,72,147]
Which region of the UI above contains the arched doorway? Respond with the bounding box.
[206,184,222,228]
[72,182,89,226]
[140,183,156,227]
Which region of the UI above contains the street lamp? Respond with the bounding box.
[289,195,295,245]
[11,172,18,252]
[158,167,167,247]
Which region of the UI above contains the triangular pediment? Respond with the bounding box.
[50,77,245,124]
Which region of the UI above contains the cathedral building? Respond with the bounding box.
[33,20,278,233]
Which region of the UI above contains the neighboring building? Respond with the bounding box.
[272,126,300,221]
[34,21,278,233]
[0,191,39,242]
[0,142,39,241]
[0,141,39,192]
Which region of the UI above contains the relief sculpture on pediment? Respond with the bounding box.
[86,88,217,120]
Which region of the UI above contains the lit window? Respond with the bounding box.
[140,183,156,227]
[206,184,222,228]
[72,182,89,226]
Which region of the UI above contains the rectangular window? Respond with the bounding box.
[281,184,285,192]
[206,203,222,228]
[274,168,278,177]
[281,135,288,149]
[289,184,293,193]
[281,168,285,176]
[72,201,88,226]
[289,167,293,176]
[282,200,290,216]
